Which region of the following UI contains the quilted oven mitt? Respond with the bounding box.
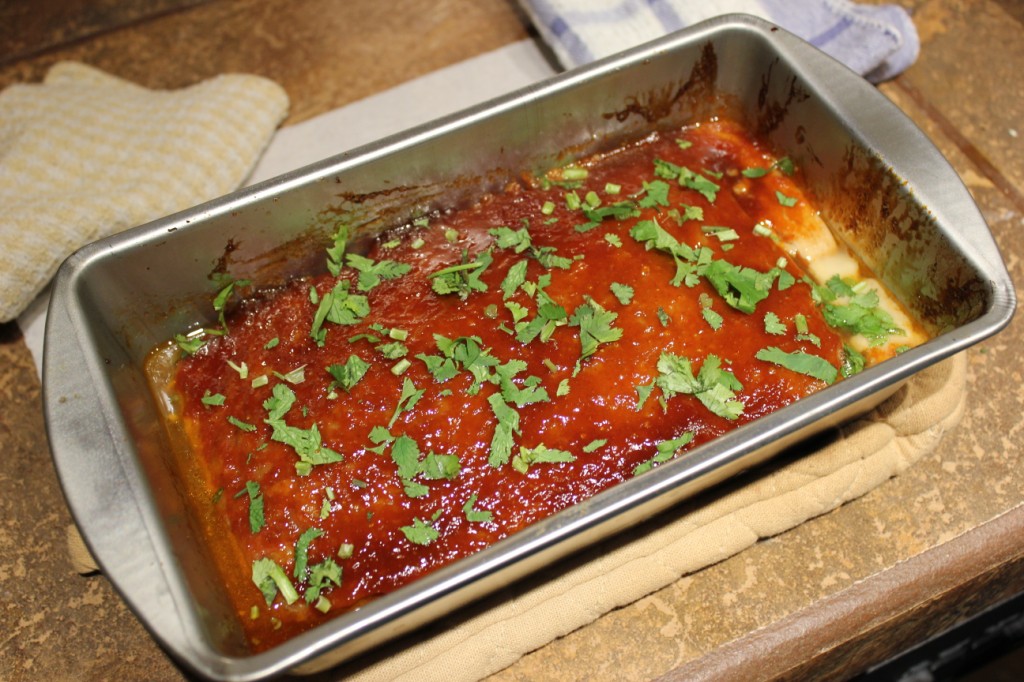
[0,61,289,323]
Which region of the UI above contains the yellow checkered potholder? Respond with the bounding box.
[0,62,289,322]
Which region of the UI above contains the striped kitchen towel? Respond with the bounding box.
[519,0,919,82]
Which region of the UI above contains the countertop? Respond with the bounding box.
[2,1,1023,680]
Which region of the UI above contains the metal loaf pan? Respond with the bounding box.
[43,14,1014,681]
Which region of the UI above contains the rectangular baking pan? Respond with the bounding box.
[43,14,1015,681]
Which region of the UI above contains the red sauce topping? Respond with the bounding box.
[162,119,851,650]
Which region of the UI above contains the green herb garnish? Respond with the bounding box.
[511,443,575,474]
[756,346,838,384]
[251,557,299,606]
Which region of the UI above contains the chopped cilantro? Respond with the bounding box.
[422,452,461,480]
[326,224,349,277]
[227,415,256,432]
[511,443,575,474]
[604,233,622,248]
[487,393,520,468]
[656,307,672,327]
[489,225,532,253]
[500,260,529,299]
[345,253,413,291]
[388,377,424,428]
[310,280,371,345]
[841,343,867,378]
[304,558,342,603]
[583,439,607,453]
[293,527,323,580]
[775,190,797,207]
[569,299,622,362]
[462,494,494,523]
[211,277,250,332]
[638,180,671,208]
[610,282,635,305]
[701,305,724,330]
[327,355,371,392]
[635,381,657,411]
[201,391,226,407]
[251,557,299,606]
[756,346,838,384]
[655,353,745,420]
[764,312,787,335]
[400,516,440,546]
[702,225,740,242]
[429,249,493,299]
[680,166,720,203]
[375,341,408,360]
[263,384,343,473]
[821,285,904,345]
[273,365,306,384]
[582,199,641,224]
[174,333,206,356]
[264,337,279,350]
[775,156,796,176]
[703,259,777,314]
[227,359,249,379]
[741,166,769,178]
[633,431,694,476]
[237,480,265,533]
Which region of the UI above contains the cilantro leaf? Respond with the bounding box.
[610,282,634,305]
[429,249,493,298]
[638,180,671,208]
[822,293,903,345]
[569,299,622,361]
[633,431,694,476]
[263,384,343,472]
[211,277,250,332]
[764,312,787,335]
[756,346,838,384]
[583,199,642,221]
[388,377,424,428]
[251,557,299,606]
[655,353,744,420]
[841,343,867,379]
[175,333,206,356]
[201,391,226,407]
[227,416,256,432]
[421,452,461,480]
[487,392,520,468]
[775,190,797,207]
[501,259,529,299]
[400,516,440,546]
[327,355,371,392]
[310,280,371,345]
[511,443,575,474]
[293,527,323,580]
[489,225,533,253]
[345,253,412,291]
[703,259,776,314]
[304,558,342,604]
[326,224,349,277]
[462,494,493,523]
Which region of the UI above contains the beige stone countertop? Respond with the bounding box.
[1,1,1022,680]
